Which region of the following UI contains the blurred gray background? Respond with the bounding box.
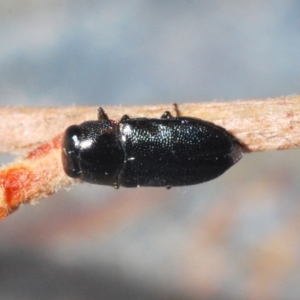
[1,1,300,299]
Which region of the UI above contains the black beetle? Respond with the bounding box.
[62,106,243,189]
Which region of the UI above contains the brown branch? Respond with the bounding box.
[0,96,299,220]
[0,96,299,154]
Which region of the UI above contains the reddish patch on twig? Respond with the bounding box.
[26,135,62,159]
[0,167,36,209]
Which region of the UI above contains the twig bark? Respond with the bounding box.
[0,96,299,154]
[0,96,299,220]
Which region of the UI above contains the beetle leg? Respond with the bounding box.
[161,104,180,119]
[173,103,180,117]
[98,107,110,121]
[161,111,173,119]
[120,115,130,122]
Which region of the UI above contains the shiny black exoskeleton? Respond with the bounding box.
[62,106,243,188]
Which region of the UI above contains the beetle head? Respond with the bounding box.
[62,121,123,186]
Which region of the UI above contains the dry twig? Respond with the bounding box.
[0,96,299,220]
